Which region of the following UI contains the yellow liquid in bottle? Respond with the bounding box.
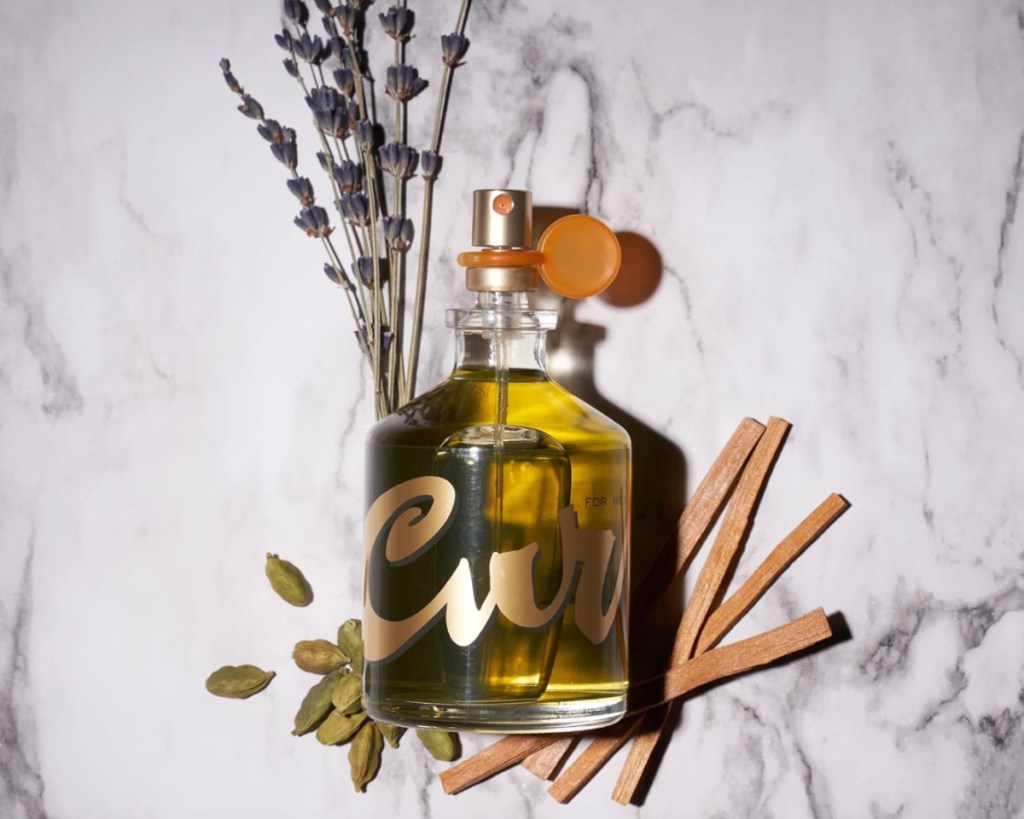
[363,368,630,733]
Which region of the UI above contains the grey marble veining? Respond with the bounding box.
[1,0,1023,817]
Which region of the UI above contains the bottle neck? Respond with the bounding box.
[447,291,556,377]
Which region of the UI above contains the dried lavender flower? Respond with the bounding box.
[306,85,343,111]
[283,0,310,25]
[283,58,300,77]
[294,206,332,237]
[294,31,328,64]
[313,0,333,13]
[355,120,375,153]
[334,4,357,35]
[354,322,369,353]
[305,86,349,137]
[382,216,414,252]
[219,58,242,93]
[385,65,426,102]
[340,193,370,226]
[333,67,355,96]
[379,6,414,42]
[319,108,350,138]
[257,119,285,143]
[377,142,418,179]
[287,177,316,206]
[347,100,361,125]
[275,29,294,51]
[324,262,343,284]
[329,36,348,64]
[355,256,374,288]
[441,33,469,68]
[332,159,362,193]
[238,94,264,120]
[222,70,242,93]
[420,150,441,180]
[271,129,299,169]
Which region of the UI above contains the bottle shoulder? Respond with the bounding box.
[368,371,630,450]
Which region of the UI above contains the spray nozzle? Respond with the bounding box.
[457,189,621,299]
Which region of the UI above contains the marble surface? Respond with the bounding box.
[2,0,1023,816]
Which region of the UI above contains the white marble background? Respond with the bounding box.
[1,0,1023,816]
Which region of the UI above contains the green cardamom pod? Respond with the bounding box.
[330,671,362,714]
[293,639,348,674]
[376,721,405,749]
[265,553,314,607]
[337,619,363,672]
[316,709,368,746]
[415,728,460,762]
[205,665,275,699]
[292,668,343,736]
[348,720,383,792]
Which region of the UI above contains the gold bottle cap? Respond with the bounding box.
[461,190,622,296]
[472,189,532,247]
[466,189,539,292]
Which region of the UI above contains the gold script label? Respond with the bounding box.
[363,476,625,664]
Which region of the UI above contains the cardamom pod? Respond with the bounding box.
[330,671,362,714]
[293,639,349,674]
[415,728,460,762]
[205,665,275,699]
[348,720,383,792]
[316,709,368,746]
[337,618,363,672]
[292,668,343,736]
[376,721,405,749]
[265,553,314,607]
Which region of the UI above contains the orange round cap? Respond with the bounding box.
[537,214,621,299]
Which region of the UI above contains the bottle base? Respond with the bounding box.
[366,694,627,734]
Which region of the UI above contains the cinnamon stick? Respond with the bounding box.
[633,417,765,611]
[439,609,833,796]
[548,717,644,804]
[670,416,790,666]
[520,735,578,780]
[439,734,557,795]
[625,608,832,713]
[609,608,832,804]
[611,707,671,804]
[694,493,849,655]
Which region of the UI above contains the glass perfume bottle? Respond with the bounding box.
[362,189,631,733]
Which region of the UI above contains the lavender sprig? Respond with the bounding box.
[406,0,471,403]
[218,57,370,374]
[385,64,426,102]
[379,6,414,42]
[218,0,472,418]
[279,11,376,341]
[378,142,418,180]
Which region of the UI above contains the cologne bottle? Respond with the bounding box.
[362,189,631,733]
